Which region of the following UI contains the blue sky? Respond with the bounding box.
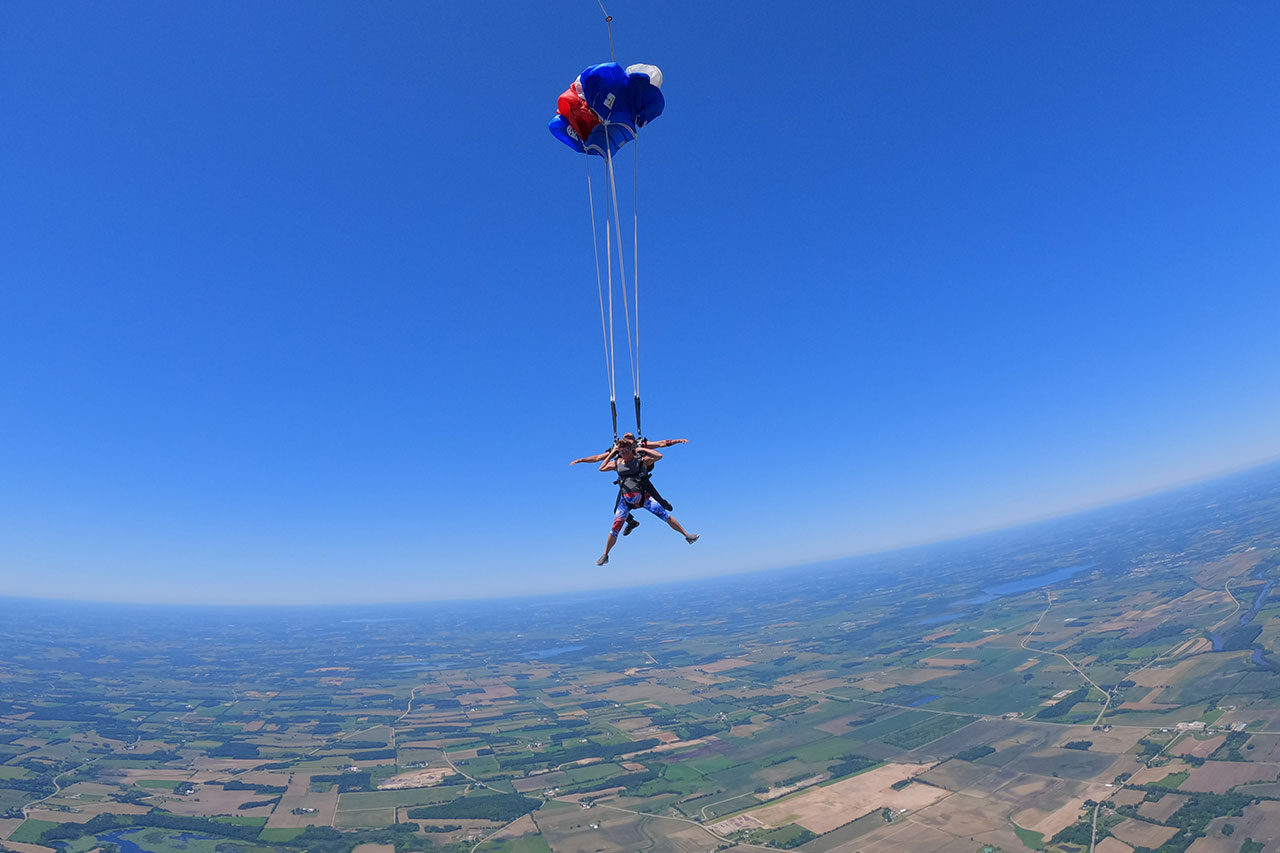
[2,2,1278,604]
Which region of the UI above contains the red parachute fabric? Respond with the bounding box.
[557,80,601,144]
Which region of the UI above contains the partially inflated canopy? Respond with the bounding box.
[548,62,664,157]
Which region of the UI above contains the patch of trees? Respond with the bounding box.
[499,738,660,769]
[208,742,260,759]
[319,740,388,751]
[771,827,818,849]
[421,823,461,832]
[1210,731,1250,762]
[311,771,372,792]
[44,808,429,853]
[1219,624,1263,653]
[220,780,288,794]
[1124,791,1254,853]
[889,778,913,791]
[25,704,118,722]
[1064,741,1093,751]
[827,754,880,779]
[347,748,396,760]
[237,797,280,809]
[1035,687,1090,720]
[675,721,728,740]
[1136,738,1164,758]
[127,749,181,762]
[407,793,541,822]
[41,812,262,843]
[955,745,996,761]
[1050,820,1094,846]
[395,725,470,738]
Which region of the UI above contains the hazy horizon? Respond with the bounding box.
[6,454,1276,607]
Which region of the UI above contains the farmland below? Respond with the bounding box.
[6,463,1280,852]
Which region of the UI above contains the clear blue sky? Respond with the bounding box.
[3,2,1279,604]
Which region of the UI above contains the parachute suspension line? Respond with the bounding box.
[606,199,617,439]
[604,127,639,434]
[632,133,641,436]
[596,0,616,62]
[584,152,616,438]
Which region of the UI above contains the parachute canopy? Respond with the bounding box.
[548,62,665,157]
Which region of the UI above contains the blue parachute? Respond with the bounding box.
[548,62,664,157]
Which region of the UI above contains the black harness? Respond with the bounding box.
[613,453,673,512]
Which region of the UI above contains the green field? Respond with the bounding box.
[338,785,465,810]
[1013,823,1045,849]
[8,819,60,844]
[257,827,305,842]
[1150,770,1190,790]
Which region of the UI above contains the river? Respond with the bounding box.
[96,829,220,853]
[1208,567,1275,667]
[958,563,1093,606]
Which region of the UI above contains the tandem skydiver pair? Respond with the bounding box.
[571,434,698,565]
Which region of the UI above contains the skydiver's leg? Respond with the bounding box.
[597,534,618,566]
[639,497,697,542]
[599,494,637,564]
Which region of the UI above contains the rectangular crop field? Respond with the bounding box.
[8,819,59,844]
[339,786,465,810]
[881,714,977,749]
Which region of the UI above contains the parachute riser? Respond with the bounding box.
[596,0,616,62]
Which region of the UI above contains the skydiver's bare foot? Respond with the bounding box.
[595,554,609,566]
[686,534,700,544]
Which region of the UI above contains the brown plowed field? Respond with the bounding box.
[747,762,944,834]
[1110,818,1179,848]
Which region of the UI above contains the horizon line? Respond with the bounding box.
[5,451,1277,610]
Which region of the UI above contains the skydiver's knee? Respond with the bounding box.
[644,499,670,521]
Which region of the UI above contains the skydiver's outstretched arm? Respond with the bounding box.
[570,448,613,466]
[575,438,685,465]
